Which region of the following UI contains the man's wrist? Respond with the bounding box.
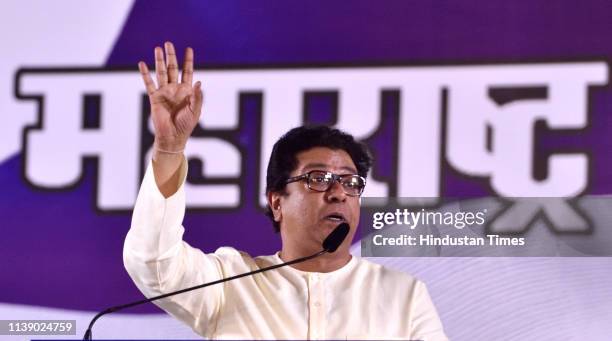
[154,138,186,153]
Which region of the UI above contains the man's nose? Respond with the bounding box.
[325,180,347,202]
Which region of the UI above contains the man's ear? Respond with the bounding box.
[267,191,282,222]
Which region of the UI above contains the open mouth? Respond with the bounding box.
[324,213,346,223]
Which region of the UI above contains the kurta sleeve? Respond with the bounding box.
[123,159,225,337]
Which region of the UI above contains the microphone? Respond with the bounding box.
[322,222,349,252]
[83,222,350,340]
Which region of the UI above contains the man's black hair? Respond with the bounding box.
[265,125,373,233]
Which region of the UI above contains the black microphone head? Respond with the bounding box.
[322,223,350,253]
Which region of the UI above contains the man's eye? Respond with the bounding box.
[344,181,358,188]
[343,177,362,188]
[311,175,327,183]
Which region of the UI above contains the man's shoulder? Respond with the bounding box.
[207,246,262,272]
[210,247,282,271]
[213,246,247,258]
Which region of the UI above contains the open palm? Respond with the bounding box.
[138,42,203,151]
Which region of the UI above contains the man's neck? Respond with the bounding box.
[279,248,352,273]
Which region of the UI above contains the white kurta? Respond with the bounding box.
[124,162,448,340]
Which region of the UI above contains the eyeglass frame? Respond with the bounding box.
[285,170,367,196]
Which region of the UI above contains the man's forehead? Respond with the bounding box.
[301,162,357,174]
[295,147,357,174]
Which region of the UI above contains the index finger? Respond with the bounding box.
[181,47,194,85]
[138,61,156,95]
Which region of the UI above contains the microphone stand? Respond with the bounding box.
[83,249,327,340]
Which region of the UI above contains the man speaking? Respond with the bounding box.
[124,41,448,340]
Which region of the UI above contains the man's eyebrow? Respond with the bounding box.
[302,163,358,174]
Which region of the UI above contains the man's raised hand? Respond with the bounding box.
[138,41,203,153]
[138,42,202,197]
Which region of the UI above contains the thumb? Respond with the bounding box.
[190,81,204,120]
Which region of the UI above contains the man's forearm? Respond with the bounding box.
[152,151,184,198]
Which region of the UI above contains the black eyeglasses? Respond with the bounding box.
[286,170,366,196]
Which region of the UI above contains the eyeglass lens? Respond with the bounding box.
[307,171,364,195]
